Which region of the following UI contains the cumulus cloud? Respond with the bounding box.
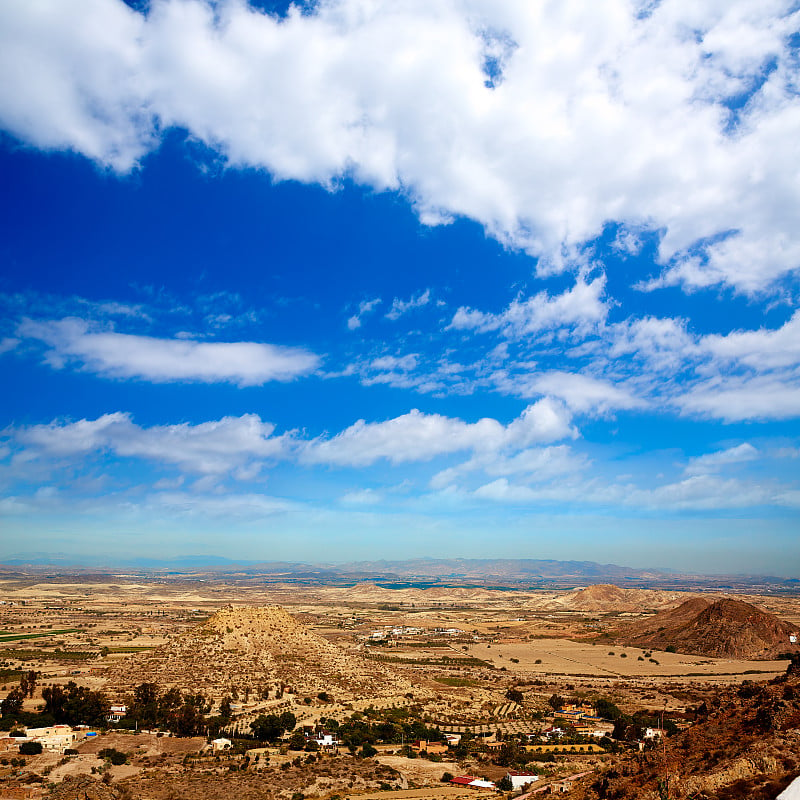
[513,371,643,415]
[302,397,574,467]
[450,274,608,338]
[18,317,320,385]
[677,375,800,422]
[13,412,290,475]
[701,311,800,370]
[1,0,798,291]
[431,443,586,490]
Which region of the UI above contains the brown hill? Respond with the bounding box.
[106,604,411,700]
[620,597,800,659]
[540,583,689,613]
[572,661,800,800]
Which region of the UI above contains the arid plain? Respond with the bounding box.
[2,570,800,799]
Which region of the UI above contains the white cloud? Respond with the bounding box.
[701,311,800,370]
[0,337,19,355]
[678,375,800,422]
[684,443,759,475]
[450,274,608,338]
[147,491,295,518]
[347,297,381,330]
[302,397,574,467]
[13,412,290,475]
[516,371,643,415]
[431,443,585,490]
[340,488,384,506]
[18,317,320,385]
[1,0,798,291]
[473,472,799,511]
[609,316,699,373]
[385,289,431,321]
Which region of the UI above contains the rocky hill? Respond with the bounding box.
[106,604,412,700]
[539,583,687,613]
[619,598,800,659]
[572,660,800,800]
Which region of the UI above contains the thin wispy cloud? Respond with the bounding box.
[18,318,321,386]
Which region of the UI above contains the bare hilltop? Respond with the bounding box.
[106,604,412,700]
[620,597,800,660]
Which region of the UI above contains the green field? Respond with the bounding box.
[0,628,82,642]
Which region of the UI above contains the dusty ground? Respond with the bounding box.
[465,639,789,680]
[1,574,799,799]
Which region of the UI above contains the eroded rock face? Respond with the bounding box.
[107,604,411,700]
[621,598,800,659]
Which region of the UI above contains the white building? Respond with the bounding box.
[107,705,127,723]
[506,771,541,789]
[211,738,232,752]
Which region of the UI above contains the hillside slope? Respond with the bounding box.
[574,661,800,799]
[619,598,799,659]
[106,605,412,700]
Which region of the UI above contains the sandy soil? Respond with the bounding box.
[466,639,789,680]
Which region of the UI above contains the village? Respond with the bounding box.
[0,692,678,798]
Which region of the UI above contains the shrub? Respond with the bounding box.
[19,741,43,755]
[98,747,128,766]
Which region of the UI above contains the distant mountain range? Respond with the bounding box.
[1,554,798,589]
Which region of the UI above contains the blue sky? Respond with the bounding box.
[1,0,799,575]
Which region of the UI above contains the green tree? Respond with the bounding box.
[288,730,307,750]
[279,710,297,732]
[42,685,67,718]
[497,775,513,791]
[19,671,39,698]
[61,683,109,726]
[1,688,24,717]
[251,714,287,741]
[505,688,524,705]
[19,741,43,755]
[131,682,160,727]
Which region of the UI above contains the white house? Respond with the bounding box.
[211,738,232,752]
[107,705,127,723]
[505,771,540,790]
[312,731,339,749]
